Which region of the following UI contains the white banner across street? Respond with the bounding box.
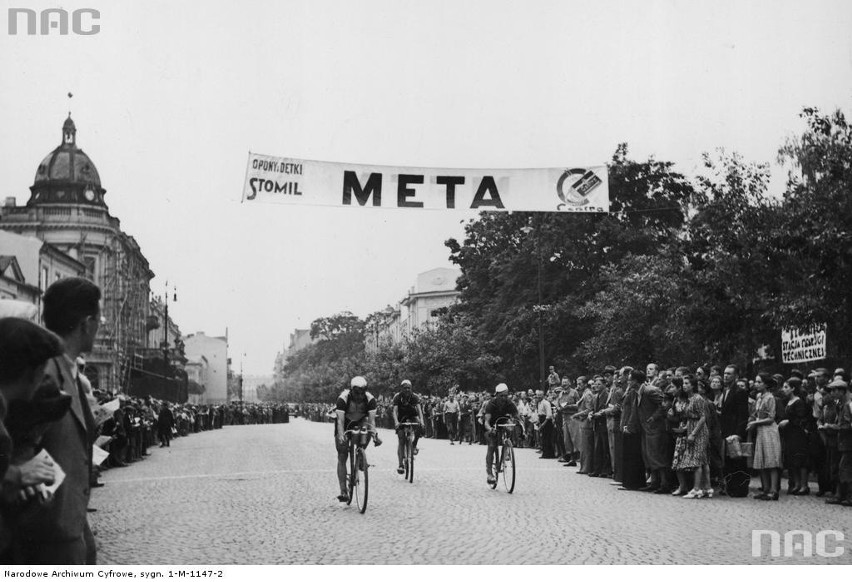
[242,153,610,213]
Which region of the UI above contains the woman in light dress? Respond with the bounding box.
[748,373,783,500]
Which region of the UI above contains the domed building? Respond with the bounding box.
[0,114,156,392]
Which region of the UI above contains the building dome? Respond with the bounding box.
[28,115,107,207]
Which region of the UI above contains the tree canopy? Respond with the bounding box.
[265,107,852,402]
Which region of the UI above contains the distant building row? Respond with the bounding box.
[281,267,461,362]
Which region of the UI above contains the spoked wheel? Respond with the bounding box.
[407,434,415,484]
[403,439,410,480]
[501,442,515,494]
[353,448,369,513]
[346,446,356,506]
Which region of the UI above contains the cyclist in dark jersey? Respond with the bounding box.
[334,376,381,502]
[391,379,425,475]
[484,383,524,485]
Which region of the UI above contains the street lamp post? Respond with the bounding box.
[240,356,244,402]
[536,224,545,389]
[161,281,177,364]
[523,216,546,389]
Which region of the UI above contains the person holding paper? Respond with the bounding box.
[14,277,101,565]
[0,317,66,562]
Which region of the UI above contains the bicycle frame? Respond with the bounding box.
[398,422,419,483]
[342,427,374,512]
[490,417,518,493]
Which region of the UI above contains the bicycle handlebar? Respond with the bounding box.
[343,427,377,437]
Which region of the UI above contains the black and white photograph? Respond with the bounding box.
[1,0,852,571]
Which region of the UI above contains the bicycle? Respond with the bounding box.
[342,426,374,513]
[398,422,420,483]
[489,417,519,493]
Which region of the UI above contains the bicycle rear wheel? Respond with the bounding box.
[354,448,369,513]
[501,441,515,494]
[407,432,415,484]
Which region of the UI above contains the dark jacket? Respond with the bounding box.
[621,386,641,434]
[157,407,175,431]
[16,356,95,545]
[720,386,749,439]
[638,384,666,435]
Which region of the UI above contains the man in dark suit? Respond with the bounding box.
[15,278,100,564]
[720,363,750,497]
[158,403,175,447]
[637,364,670,493]
[589,376,611,477]
[620,369,646,490]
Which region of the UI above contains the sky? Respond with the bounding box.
[1,0,851,375]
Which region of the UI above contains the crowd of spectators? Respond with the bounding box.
[302,362,852,506]
[0,283,293,565]
[3,275,850,567]
[93,397,290,470]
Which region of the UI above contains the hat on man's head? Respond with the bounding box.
[828,379,848,391]
[495,383,508,394]
[603,365,617,374]
[400,379,412,388]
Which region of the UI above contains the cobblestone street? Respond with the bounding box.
[89,419,851,565]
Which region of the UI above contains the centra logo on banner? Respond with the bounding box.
[752,530,845,558]
[555,168,605,212]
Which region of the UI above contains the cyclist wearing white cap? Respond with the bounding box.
[334,376,381,501]
[484,383,524,485]
[391,379,425,474]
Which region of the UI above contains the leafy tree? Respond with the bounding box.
[446,145,694,380]
[681,149,777,367]
[771,107,852,360]
[401,313,502,395]
[576,250,703,369]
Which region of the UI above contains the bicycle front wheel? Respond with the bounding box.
[354,448,369,513]
[346,445,356,506]
[501,441,515,494]
[407,433,415,484]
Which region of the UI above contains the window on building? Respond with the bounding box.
[40,267,48,291]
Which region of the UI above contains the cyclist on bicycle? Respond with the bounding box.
[335,376,382,502]
[484,382,524,485]
[391,379,425,474]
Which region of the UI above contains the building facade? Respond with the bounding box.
[0,229,88,315]
[0,115,155,392]
[184,355,209,405]
[183,332,229,404]
[366,267,460,351]
[0,255,40,304]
